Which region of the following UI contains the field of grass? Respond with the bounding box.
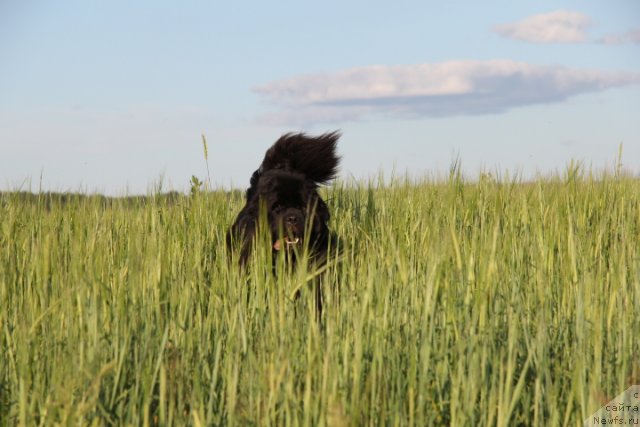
[1,168,639,426]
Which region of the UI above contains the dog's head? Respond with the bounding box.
[255,170,330,258]
[227,131,339,266]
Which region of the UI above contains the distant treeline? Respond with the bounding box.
[0,190,243,210]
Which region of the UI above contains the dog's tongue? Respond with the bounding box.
[273,237,299,251]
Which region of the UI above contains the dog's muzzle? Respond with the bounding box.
[273,210,304,251]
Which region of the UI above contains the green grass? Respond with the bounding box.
[1,169,639,426]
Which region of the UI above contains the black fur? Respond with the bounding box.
[227,131,341,267]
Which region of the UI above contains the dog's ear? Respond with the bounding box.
[227,212,257,265]
[245,169,262,201]
[313,196,330,224]
[307,196,330,242]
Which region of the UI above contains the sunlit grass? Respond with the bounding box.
[1,168,639,426]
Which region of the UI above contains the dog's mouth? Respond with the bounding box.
[273,236,300,251]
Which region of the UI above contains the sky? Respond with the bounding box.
[1,0,639,195]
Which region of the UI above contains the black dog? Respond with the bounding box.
[226,131,341,268]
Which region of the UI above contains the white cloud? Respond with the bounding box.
[598,28,640,45]
[253,60,640,125]
[493,10,591,43]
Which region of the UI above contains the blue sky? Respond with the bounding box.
[1,0,639,194]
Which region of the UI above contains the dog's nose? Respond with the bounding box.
[286,215,298,225]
